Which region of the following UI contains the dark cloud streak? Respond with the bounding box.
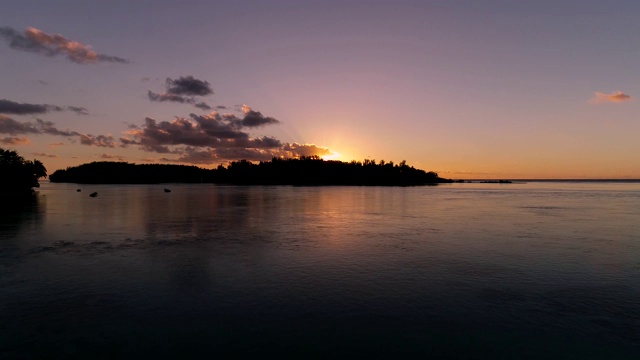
[0,26,129,64]
[0,115,113,148]
[66,106,89,115]
[0,99,50,115]
[31,152,57,158]
[194,102,211,110]
[0,98,88,115]
[35,119,81,137]
[0,116,81,137]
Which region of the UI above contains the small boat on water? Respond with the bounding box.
[89,192,98,197]
[164,188,171,193]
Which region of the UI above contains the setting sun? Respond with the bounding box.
[322,151,342,161]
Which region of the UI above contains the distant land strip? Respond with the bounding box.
[49,156,453,186]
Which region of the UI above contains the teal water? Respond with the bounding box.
[1,182,639,358]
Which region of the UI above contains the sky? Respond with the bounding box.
[1,0,639,179]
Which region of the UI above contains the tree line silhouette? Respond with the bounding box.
[0,148,47,194]
[49,156,453,185]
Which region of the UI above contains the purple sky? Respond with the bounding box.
[1,0,639,178]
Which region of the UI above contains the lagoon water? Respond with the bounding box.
[1,181,639,358]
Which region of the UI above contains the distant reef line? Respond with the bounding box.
[49,156,453,186]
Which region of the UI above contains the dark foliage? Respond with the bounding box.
[0,148,47,193]
[49,157,453,185]
[49,162,209,184]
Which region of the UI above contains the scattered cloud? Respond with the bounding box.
[194,103,227,111]
[240,104,280,127]
[147,91,190,104]
[80,134,115,148]
[1,136,31,145]
[66,106,89,115]
[35,119,81,137]
[0,115,114,148]
[147,91,214,112]
[98,153,124,161]
[120,109,281,151]
[194,102,212,110]
[0,115,41,134]
[0,116,82,137]
[590,91,632,104]
[281,143,332,158]
[0,26,129,64]
[160,147,219,164]
[158,143,333,165]
[0,98,87,115]
[31,152,57,158]
[147,75,215,110]
[166,76,213,96]
[119,106,331,164]
[48,142,65,148]
[0,99,55,115]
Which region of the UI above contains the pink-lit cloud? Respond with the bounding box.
[590,91,632,104]
[80,134,115,148]
[0,136,31,145]
[31,152,57,158]
[98,153,125,161]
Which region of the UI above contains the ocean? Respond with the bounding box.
[1,181,639,358]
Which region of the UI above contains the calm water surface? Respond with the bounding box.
[1,182,639,358]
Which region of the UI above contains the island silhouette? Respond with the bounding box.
[49,156,453,185]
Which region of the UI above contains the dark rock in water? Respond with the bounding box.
[89,192,98,197]
[164,188,171,193]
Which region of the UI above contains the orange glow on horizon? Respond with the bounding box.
[322,151,342,161]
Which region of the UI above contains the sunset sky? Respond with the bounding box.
[1,0,639,179]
